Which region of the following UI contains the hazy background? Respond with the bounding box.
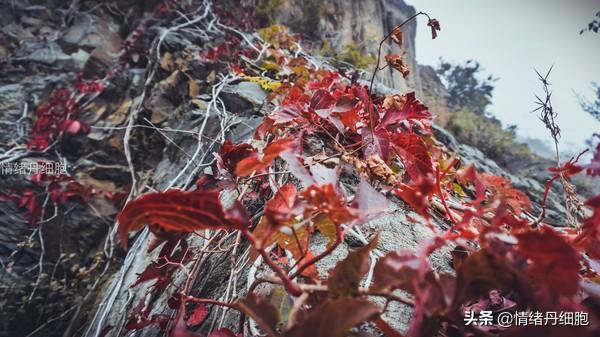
[408,0,600,155]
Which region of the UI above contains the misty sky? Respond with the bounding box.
[406,0,600,153]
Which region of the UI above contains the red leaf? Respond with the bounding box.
[354,85,378,129]
[390,133,433,181]
[236,137,294,177]
[18,189,41,226]
[516,228,580,296]
[351,179,389,223]
[117,189,249,249]
[234,294,279,337]
[362,127,390,161]
[381,92,431,132]
[548,149,587,178]
[217,141,256,176]
[575,194,600,258]
[187,304,208,327]
[586,141,600,176]
[208,329,237,337]
[456,165,486,204]
[310,89,335,111]
[171,302,203,337]
[302,184,357,225]
[372,251,422,293]
[373,318,405,337]
[393,176,436,218]
[260,183,301,243]
[61,119,90,135]
[328,234,378,297]
[284,297,380,337]
[481,174,531,214]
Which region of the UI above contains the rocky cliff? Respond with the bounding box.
[267,0,421,92]
[0,1,583,337]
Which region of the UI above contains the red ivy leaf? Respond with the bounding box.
[18,189,42,226]
[310,89,336,111]
[354,85,378,129]
[373,317,406,337]
[328,234,379,297]
[481,174,532,215]
[516,228,580,296]
[171,302,203,337]
[362,127,390,162]
[456,165,486,205]
[394,175,436,218]
[117,190,249,249]
[302,183,357,225]
[381,92,431,132]
[61,119,90,135]
[260,183,300,244]
[217,140,256,175]
[208,329,238,337]
[575,194,600,258]
[373,251,422,293]
[586,141,600,176]
[235,293,280,337]
[390,133,433,181]
[284,297,380,337]
[236,137,294,177]
[187,304,208,327]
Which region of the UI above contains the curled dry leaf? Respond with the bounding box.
[366,154,397,185]
[385,54,410,79]
[390,27,404,46]
[382,94,407,111]
[427,18,441,39]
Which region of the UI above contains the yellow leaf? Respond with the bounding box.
[188,78,199,97]
[315,214,338,247]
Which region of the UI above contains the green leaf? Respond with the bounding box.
[328,234,379,297]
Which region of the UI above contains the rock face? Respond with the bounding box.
[0,1,575,337]
[270,0,421,92]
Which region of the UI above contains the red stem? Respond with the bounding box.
[435,166,458,225]
[289,228,344,280]
[244,230,303,297]
[184,296,237,309]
